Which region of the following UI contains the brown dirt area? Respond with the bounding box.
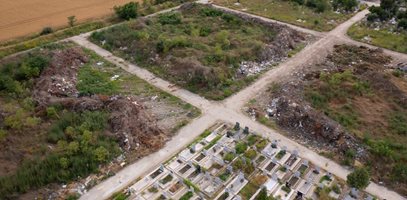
[0,0,138,42]
[247,44,407,195]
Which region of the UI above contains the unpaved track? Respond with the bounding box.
[0,0,137,42]
[69,3,407,200]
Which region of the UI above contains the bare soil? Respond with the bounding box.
[0,0,138,42]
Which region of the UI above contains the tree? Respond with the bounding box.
[347,168,370,189]
[40,27,53,35]
[114,2,139,20]
[398,18,407,30]
[94,146,109,162]
[67,16,77,27]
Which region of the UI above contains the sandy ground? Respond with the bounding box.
[0,0,137,42]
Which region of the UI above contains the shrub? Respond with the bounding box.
[67,16,77,27]
[235,142,248,154]
[158,12,182,25]
[398,18,407,30]
[346,168,370,189]
[306,0,329,12]
[333,0,358,11]
[391,163,407,183]
[114,2,139,20]
[388,112,407,135]
[200,7,223,17]
[292,0,305,5]
[40,27,53,35]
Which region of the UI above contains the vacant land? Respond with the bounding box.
[90,3,307,100]
[0,0,138,42]
[213,0,356,31]
[348,21,407,53]
[247,45,407,195]
[0,42,199,199]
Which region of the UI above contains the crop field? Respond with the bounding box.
[0,0,138,42]
[213,0,355,31]
[90,3,307,100]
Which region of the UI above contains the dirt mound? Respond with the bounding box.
[33,47,88,106]
[31,47,167,155]
[106,97,166,157]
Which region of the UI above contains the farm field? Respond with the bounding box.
[0,0,137,42]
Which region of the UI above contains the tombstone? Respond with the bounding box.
[190,185,195,193]
[243,126,249,134]
[294,171,301,178]
[350,188,359,198]
[271,143,277,149]
[313,167,320,174]
[159,164,164,171]
[187,161,193,166]
[238,172,245,180]
[235,195,242,200]
[303,160,309,166]
[272,158,278,163]
[284,164,290,169]
[202,149,208,156]
[205,172,211,180]
[293,150,299,157]
[178,177,184,184]
[253,146,257,151]
[162,191,169,198]
[272,174,278,180]
[227,131,234,138]
[190,144,196,153]
[234,122,240,130]
[227,165,233,173]
[153,182,159,189]
[327,172,332,179]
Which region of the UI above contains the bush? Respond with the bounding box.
[398,18,407,30]
[292,0,305,5]
[40,27,53,35]
[391,163,407,183]
[333,0,358,11]
[158,12,182,25]
[114,2,139,20]
[306,0,329,12]
[346,168,370,189]
[235,142,248,154]
[388,112,407,135]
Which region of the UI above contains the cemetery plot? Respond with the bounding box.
[246,44,407,196]
[121,123,376,200]
[89,3,308,100]
[212,0,361,32]
[0,42,199,199]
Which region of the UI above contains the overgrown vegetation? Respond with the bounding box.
[348,0,407,53]
[90,4,301,100]
[305,45,407,195]
[213,0,359,31]
[346,167,370,189]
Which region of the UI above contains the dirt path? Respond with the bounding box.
[69,3,407,200]
[0,0,137,42]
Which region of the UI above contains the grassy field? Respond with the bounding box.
[0,42,199,199]
[213,0,354,31]
[0,0,190,59]
[90,4,305,100]
[348,22,407,53]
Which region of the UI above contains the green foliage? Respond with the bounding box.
[200,7,223,17]
[40,27,53,35]
[306,0,329,12]
[332,0,358,11]
[235,142,248,154]
[388,112,407,135]
[0,129,7,141]
[46,107,59,119]
[77,66,118,95]
[158,12,182,25]
[346,168,370,189]
[67,16,77,27]
[179,191,193,200]
[391,163,407,183]
[114,2,139,20]
[223,152,235,162]
[244,149,257,159]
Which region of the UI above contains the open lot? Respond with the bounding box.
[0,0,138,42]
[212,0,356,31]
[89,3,309,100]
[246,44,407,195]
[0,42,199,199]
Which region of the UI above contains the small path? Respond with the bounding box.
[70,3,407,200]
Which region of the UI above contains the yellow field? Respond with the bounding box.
[0,0,136,42]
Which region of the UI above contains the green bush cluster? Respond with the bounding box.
[0,55,49,96]
[332,0,358,12]
[346,167,370,189]
[367,0,407,30]
[158,12,182,25]
[114,2,139,20]
[77,66,119,96]
[305,0,330,13]
[0,111,119,199]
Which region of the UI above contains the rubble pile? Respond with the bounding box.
[31,47,167,155]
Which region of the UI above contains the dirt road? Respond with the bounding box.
[70,5,407,199]
[0,0,136,42]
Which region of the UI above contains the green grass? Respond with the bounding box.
[348,22,407,53]
[213,0,355,31]
[90,4,303,100]
[239,181,260,200]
